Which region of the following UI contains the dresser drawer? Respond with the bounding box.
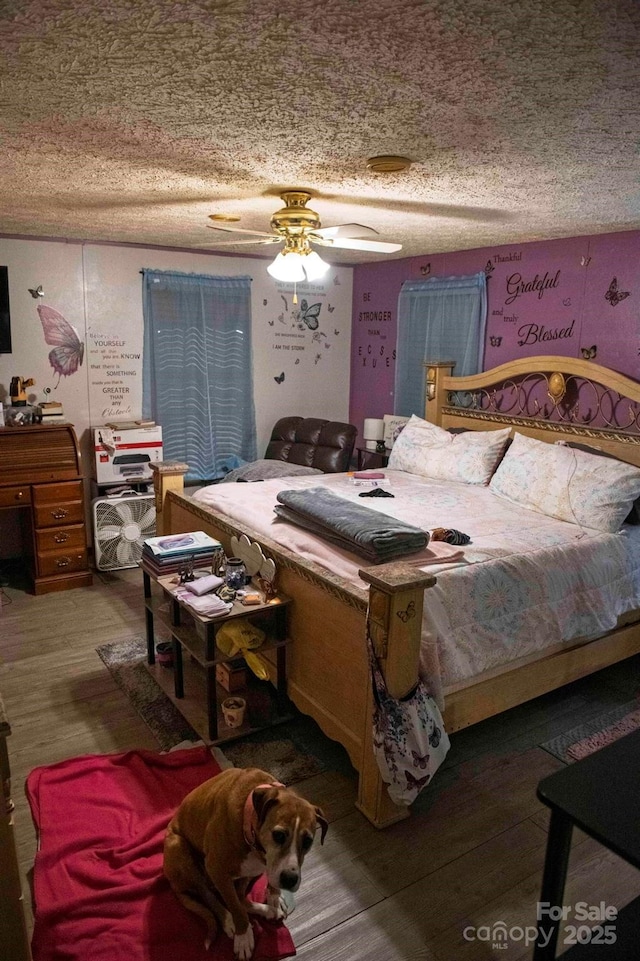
[37,548,88,578]
[34,499,84,528]
[0,486,31,509]
[36,524,87,553]
[33,480,83,505]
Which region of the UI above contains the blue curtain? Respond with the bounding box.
[394,272,487,416]
[142,270,257,482]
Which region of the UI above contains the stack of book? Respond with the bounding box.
[39,401,65,423]
[141,530,223,577]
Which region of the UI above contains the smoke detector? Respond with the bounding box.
[366,155,412,173]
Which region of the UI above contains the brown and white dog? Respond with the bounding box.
[164,767,328,960]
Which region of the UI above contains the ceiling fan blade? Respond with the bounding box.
[206,222,276,238]
[313,237,402,253]
[303,189,514,223]
[312,223,379,240]
[193,237,281,247]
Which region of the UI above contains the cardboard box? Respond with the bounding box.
[215,660,247,693]
[93,425,163,484]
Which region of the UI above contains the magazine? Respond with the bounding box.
[143,531,222,556]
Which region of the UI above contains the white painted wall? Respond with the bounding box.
[0,237,353,554]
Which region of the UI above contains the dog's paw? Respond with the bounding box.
[222,910,235,940]
[233,925,255,961]
[204,919,217,951]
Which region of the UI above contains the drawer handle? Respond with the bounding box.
[51,508,69,520]
[54,532,69,543]
[56,557,71,568]
[14,490,24,500]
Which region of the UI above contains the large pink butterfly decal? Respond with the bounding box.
[37,305,85,384]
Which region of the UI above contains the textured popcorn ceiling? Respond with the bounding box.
[0,0,639,264]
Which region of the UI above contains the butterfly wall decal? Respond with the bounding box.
[605,277,630,306]
[397,600,416,623]
[262,298,268,306]
[274,372,285,384]
[484,260,495,277]
[37,305,85,384]
[420,263,431,276]
[581,345,597,360]
[298,299,321,330]
[327,304,335,312]
[268,319,274,326]
[28,285,44,299]
[490,335,502,347]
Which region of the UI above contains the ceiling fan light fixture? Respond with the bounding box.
[366,155,412,173]
[301,250,330,281]
[267,251,306,282]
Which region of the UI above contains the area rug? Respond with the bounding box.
[26,745,295,961]
[96,636,351,784]
[97,637,200,750]
[541,699,640,763]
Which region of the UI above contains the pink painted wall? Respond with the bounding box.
[349,230,639,436]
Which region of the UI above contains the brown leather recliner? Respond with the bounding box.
[220,416,357,482]
[265,416,357,473]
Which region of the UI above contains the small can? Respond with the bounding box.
[225,557,247,591]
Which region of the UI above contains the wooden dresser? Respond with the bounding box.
[0,424,93,593]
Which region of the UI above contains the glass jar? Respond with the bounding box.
[224,557,247,591]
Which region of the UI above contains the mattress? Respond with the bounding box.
[193,470,640,702]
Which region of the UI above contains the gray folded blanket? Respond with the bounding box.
[274,487,429,563]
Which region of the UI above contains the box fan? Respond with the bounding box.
[92,491,156,571]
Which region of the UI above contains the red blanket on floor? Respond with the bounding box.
[26,745,296,961]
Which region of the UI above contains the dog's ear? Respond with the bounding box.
[315,807,328,844]
[252,786,281,826]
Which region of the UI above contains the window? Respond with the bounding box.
[142,269,256,481]
[394,272,487,416]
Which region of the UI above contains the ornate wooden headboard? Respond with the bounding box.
[424,355,640,469]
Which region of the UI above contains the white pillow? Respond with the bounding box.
[489,432,640,532]
[387,414,511,485]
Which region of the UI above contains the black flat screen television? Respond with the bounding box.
[0,267,11,353]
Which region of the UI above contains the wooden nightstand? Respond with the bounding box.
[356,447,390,470]
[141,561,292,744]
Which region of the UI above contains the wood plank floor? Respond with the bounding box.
[2,565,640,961]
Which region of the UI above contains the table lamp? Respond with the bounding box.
[363,417,386,452]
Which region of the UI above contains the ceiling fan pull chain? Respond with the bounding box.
[292,283,298,305]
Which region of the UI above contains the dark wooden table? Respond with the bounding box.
[534,727,640,960]
[356,446,390,470]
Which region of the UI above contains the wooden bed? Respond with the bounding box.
[151,355,640,829]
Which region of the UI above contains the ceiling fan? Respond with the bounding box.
[202,190,402,282]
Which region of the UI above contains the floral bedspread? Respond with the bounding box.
[193,470,640,702]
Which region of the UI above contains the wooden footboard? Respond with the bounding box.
[151,465,435,828]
